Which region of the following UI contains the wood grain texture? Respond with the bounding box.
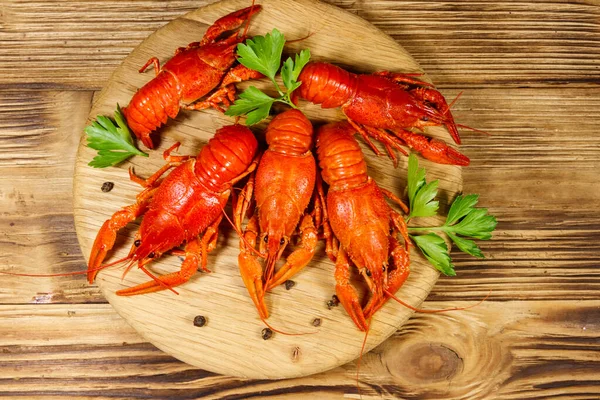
[72,0,461,379]
[1,0,598,89]
[1,301,598,399]
[0,90,104,304]
[0,0,599,397]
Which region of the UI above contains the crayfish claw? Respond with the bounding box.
[87,220,116,283]
[200,4,262,46]
[392,130,470,166]
[238,252,269,319]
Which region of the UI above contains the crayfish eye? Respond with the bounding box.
[382,265,386,272]
[280,238,285,245]
[148,252,155,259]
[264,235,268,243]
[134,239,141,247]
[365,269,372,277]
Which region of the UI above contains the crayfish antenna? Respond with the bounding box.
[241,0,257,39]
[447,91,463,111]
[220,204,264,259]
[355,317,372,399]
[456,124,491,136]
[285,31,317,44]
[259,315,317,337]
[445,91,491,137]
[0,255,132,278]
[384,289,491,313]
[138,264,179,295]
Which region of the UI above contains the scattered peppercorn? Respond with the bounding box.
[312,318,322,327]
[284,280,295,290]
[261,327,273,340]
[101,182,114,192]
[327,295,340,309]
[193,315,207,327]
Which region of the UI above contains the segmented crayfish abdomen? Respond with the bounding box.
[122,72,181,148]
[194,124,259,193]
[316,121,368,191]
[297,62,358,108]
[316,122,390,249]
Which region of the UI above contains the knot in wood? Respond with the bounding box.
[386,343,463,383]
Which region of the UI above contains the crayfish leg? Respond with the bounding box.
[347,119,408,167]
[220,64,264,88]
[183,85,235,113]
[380,187,409,214]
[116,235,204,297]
[138,57,161,76]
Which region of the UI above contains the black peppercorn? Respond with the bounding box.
[284,280,295,290]
[101,182,114,192]
[193,315,207,327]
[261,328,273,340]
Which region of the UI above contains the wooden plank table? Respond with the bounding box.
[1,0,598,398]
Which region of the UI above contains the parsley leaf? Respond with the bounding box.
[281,49,311,92]
[446,194,479,225]
[407,153,439,219]
[226,29,311,125]
[410,233,455,276]
[225,86,276,125]
[236,29,285,83]
[85,105,148,168]
[446,233,484,259]
[405,153,497,275]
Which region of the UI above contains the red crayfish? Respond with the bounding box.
[123,4,262,149]
[297,61,470,166]
[87,125,258,295]
[316,121,411,331]
[234,109,319,319]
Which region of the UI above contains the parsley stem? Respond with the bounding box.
[407,226,446,232]
[276,95,298,109]
[270,77,285,97]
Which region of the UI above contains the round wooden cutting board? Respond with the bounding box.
[73,0,463,379]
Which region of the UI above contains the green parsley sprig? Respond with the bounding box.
[85,105,148,168]
[405,153,497,276]
[224,28,311,125]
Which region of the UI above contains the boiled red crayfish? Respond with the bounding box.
[316,121,411,331]
[123,4,262,149]
[87,125,258,295]
[234,109,319,319]
[297,61,470,166]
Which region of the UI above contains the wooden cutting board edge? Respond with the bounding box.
[72,0,460,379]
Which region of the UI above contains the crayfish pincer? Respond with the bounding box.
[87,125,258,295]
[316,121,411,331]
